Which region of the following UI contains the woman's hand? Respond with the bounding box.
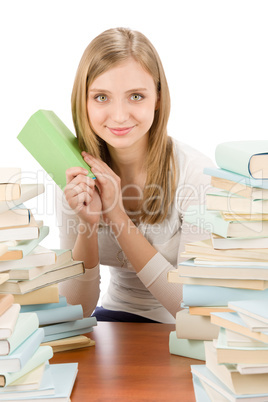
[64,167,102,226]
[82,152,126,226]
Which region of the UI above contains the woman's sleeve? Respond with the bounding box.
[55,185,101,317]
[137,151,214,318]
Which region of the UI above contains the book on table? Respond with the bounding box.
[0,346,53,387]
[0,312,39,356]
[2,363,46,392]
[17,109,95,190]
[175,309,219,340]
[169,331,205,360]
[215,140,268,179]
[29,303,84,326]
[42,335,95,353]
[0,363,55,398]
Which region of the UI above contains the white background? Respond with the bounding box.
[1,0,268,299]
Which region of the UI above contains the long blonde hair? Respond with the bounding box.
[71,27,177,224]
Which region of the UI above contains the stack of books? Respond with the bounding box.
[0,293,78,400]
[168,140,268,397]
[0,166,97,352]
[191,299,268,400]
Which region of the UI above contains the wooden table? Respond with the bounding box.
[51,322,202,401]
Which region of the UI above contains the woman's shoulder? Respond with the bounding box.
[171,137,213,166]
[170,137,215,185]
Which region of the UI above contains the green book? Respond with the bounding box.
[17,110,95,190]
[215,140,268,179]
[169,331,205,360]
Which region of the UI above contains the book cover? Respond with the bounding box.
[0,313,39,356]
[43,326,94,342]
[42,316,97,336]
[0,328,44,373]
[0,294,14,316]
[0,261,84,294]
[228,300,268,325]
[0,205,31,229]
[0,304,21,340]
[169,331,205,360]
[175,309,219,340]
[0,184,45,215]
[211,233,268,250]
[20,295,67,313]
[0,346,53,387]
[13,284,60,306]
[215,140,268,179]
[183,285,268,307]
[33,304,84,326]
[17,109,95,190]
[3,363,45,391]
[42,335,95,353]
[210,175,268,199]
[192,374,211,402]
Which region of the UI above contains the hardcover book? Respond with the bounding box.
[17,109,95,190]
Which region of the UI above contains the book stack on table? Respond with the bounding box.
[0,167,97,352]
[0,293,78,401]
[168,140,268,398]
[191,300,268,400]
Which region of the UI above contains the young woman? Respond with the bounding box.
[56,27,214,323]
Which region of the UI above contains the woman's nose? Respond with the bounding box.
[110,99,129,124]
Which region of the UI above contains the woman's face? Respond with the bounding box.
[87,58,158,151]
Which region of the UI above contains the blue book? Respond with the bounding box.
[191,364,268,401]
[0,328,44,373]
[169,331,205,360]
[43,316,97,336]
[30,304,84,326]
[20,296,68,313]
[228,300,268,325]
[183,285,268,307]
[204,166,268,189]
[43,326,94,342]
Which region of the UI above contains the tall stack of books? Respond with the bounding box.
[191,300,268,400]
[168,140,268,398]
[0,166,97,352]
[0,293,78,400]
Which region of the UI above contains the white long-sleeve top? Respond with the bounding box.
[56,139,214,323]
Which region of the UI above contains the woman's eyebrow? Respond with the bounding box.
[89,87,148,93]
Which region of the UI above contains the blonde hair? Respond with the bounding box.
[71,27,177,224]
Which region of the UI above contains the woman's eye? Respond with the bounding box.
[95,95,108,102]
[130,94,143,101]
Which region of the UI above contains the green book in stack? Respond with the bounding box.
[17,110,95,190]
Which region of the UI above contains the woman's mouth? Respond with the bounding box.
[107,126,134,136]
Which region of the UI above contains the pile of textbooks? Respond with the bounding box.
[168,140,268,399]
[0,167,98,352]
[0,293,78,400]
